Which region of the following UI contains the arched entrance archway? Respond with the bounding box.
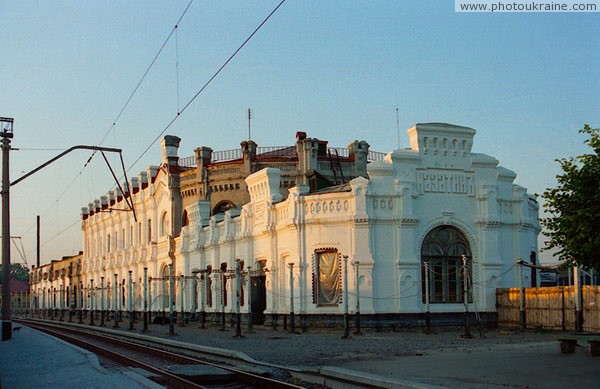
[421,225,472,304]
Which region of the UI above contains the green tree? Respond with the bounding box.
[0,263,30,282]
[542,124,600,269]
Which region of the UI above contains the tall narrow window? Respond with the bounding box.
[182,210,189,227]
[312,249,341,306]
[147,219,152,243]
[421,225,472,304]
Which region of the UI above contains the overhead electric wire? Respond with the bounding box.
[22,1,196,263]
[26,0,286,264]
[127,0,287,173]
[41,218,81,245]
[97,0,195,148]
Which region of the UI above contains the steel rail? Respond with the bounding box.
[24,321,206,388]
[19,319,304,389]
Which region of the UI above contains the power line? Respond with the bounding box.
[97,0,195,148]
[20,1,197,263]
[25,1,287,264]
[127,0,287,173]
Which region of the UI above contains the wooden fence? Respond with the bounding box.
[496,286,600,332]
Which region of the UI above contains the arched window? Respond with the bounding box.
[421,226,472,304]
[147,219,152,243]
[160,212,169,237]
[213,200,235,215]
[181,210,189,227]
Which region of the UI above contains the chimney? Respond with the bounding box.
[161,135,182,167]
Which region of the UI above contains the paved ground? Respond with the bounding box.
[0,324,162,389]
[338,340,599,388]
[4,316,600,388]
[115,319,600,388]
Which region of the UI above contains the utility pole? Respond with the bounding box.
[36,215,40,268]
[1,117,13,341]
[0,118,134,341]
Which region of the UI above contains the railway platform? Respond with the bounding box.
[0,325,162,389]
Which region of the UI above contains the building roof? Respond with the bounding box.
[308,182,352,195]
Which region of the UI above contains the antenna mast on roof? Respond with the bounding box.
[248,108,252,141]
[396,108,400,149]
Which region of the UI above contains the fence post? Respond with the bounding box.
[353,260,362,335]
[424,260,431,334]
[89,279,95,326]
[247,265,254,334]
[143,268,149,332]
[179,275,185,327]
[342,256,350,339]
[289,263,296,334]
[128,271,134,330]
[148,276,152,323]
[112,274,119,328]
[100,277,105,327]
[517,259,526,330]
[169,264,175,335]
[199,272,206,329]
[461,255,473,338]
[234,259,243,338]
[574,266,583,332]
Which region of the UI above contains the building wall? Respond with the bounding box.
[176,123,540,319]
[36,123,539,325]
[29,253,82,311]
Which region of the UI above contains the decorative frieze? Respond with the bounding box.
[416,169,475,196]
[305,199,350,215]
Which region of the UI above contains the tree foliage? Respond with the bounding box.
[0,263,30,282]
[542,124,600,269]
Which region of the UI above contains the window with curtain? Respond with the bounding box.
[313,249,341,306]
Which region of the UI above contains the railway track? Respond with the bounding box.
[17,318,307,389]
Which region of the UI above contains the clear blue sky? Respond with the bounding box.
[1,0,598,266]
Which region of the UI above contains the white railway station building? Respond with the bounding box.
[32,123,540,328]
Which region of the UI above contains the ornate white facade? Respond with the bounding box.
[38,123,540,327]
